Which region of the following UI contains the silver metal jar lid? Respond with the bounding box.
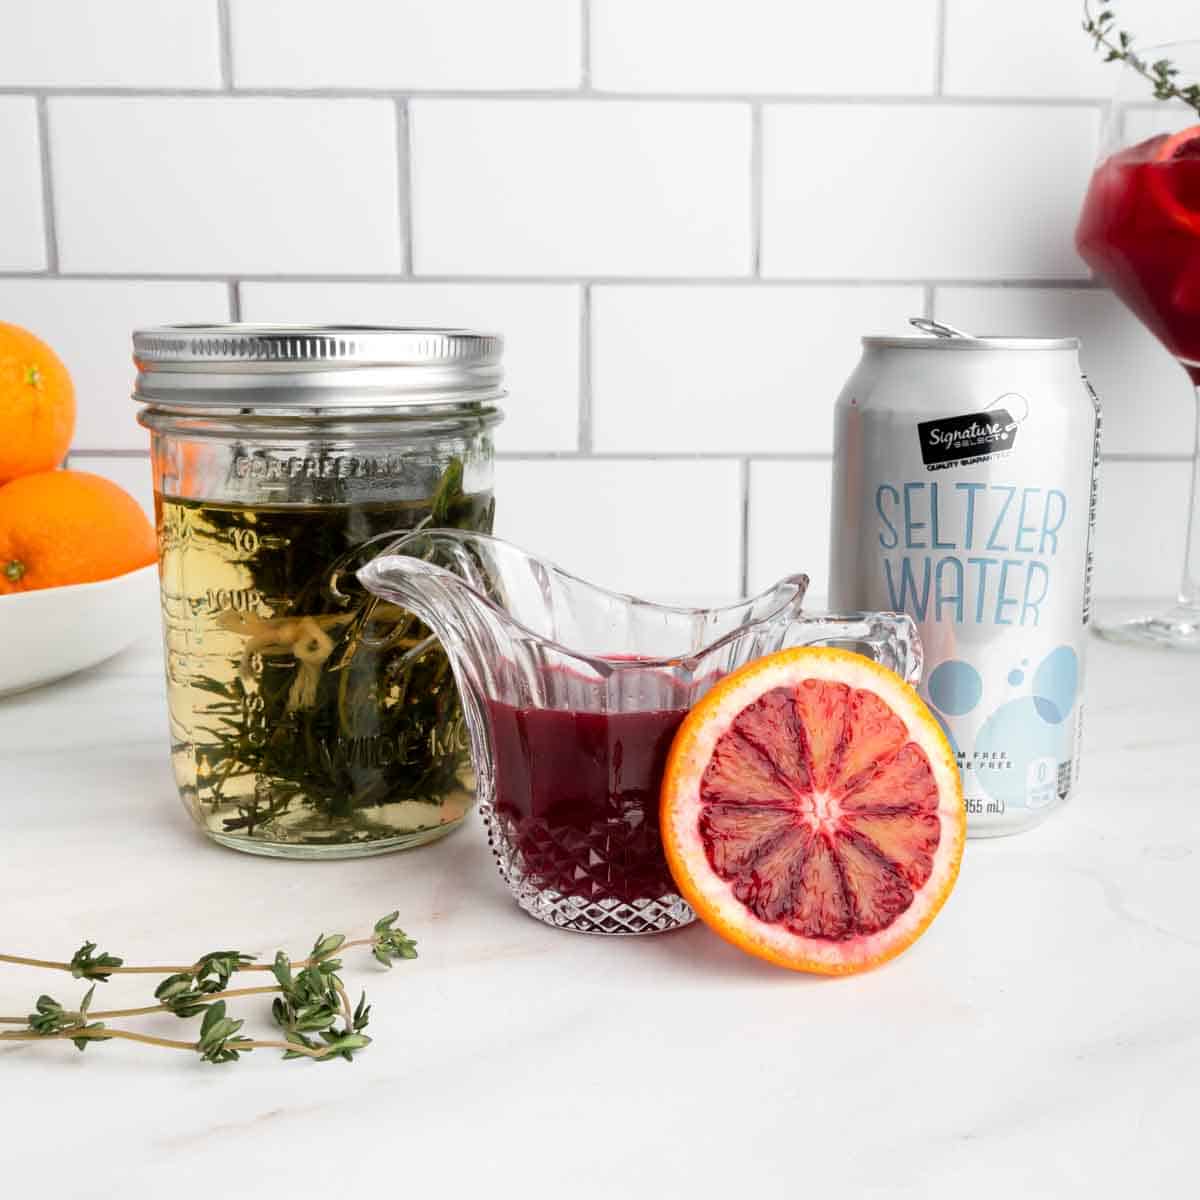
[132,324,505,414]
[862,317,1079,352]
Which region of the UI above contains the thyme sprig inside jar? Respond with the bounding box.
[135,326,503,859]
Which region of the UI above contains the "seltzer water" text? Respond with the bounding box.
[875,481,1067,626]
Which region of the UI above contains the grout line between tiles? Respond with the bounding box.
[739,459,751,595]
[578,285,593,452]
[63,447,1190,465]
[0,87,1115,106]
[34,98,59,274]
[498,451,831,462]
[923,284,935,320]
[934,0,948,96]
[396,99,414,274]
[580,0,592,91]
[0,271,1107,289]
[227,279,241,320]
[216,0,235,90]
[490,450,1191,464]
[750,103,763,277]
[67,448,1190,464]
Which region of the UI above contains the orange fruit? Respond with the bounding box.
[0,323,75,485]
[0,470,156,594]
[660,647,965,975]
[1146,124,1200,235]
[1155,125,1200,162]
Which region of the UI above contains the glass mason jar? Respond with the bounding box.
[134,325,503,860]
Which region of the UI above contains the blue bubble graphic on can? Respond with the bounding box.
[1032,645,1079,724]
[928,659,982,716]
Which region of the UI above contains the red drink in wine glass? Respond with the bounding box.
[1077,128,1200,379]
[1074,40,1200,650]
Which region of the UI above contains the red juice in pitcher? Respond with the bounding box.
[485,698,687,907]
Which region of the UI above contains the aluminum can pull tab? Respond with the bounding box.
[908,317,975,340]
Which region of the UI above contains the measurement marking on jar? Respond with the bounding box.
[228,528,260,554]
[204,586,264,614]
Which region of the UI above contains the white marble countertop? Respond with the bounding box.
[2,630,1199,1199]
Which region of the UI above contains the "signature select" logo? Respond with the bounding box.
[917,393,1028,470]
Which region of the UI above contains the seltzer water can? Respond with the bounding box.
[829,321,1102,837]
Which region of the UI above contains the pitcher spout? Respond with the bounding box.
[356,530,516,701]
[357,529,819,697]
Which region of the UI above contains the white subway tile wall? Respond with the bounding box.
[231,0,581,90]
[943,0,1198,99]
[0,1,223,90]
[591,285,922,453]
[762,105,1099,279]
[0,99,46,270]
[494,459,744,603]
[747,460,834,602]
[590,0,940,95]
[0,0,1191,604]
[50,98,404,274]
[410,100,752,276]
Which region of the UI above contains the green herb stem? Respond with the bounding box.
[0,1027,336,1058]
[1083,2,1200,117]
[0,984,284,1025]
[0,954,203,976]
[0,1027,200,1052]
[0,937,379,981]
[333,979,355,1028]
[0,954,73,972]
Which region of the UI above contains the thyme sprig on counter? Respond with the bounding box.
[0,913,416,1064]
[1084,2,1200,116]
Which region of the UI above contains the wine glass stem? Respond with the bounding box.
[1178,386,1200,611]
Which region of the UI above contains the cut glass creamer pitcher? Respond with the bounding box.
[358,532,922,935]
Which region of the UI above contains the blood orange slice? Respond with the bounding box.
[1145,123,1200,236]
[660,648,964,975]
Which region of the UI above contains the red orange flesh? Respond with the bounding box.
[660,648,965,975]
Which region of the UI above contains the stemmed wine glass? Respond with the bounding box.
[1076,40,1200,649]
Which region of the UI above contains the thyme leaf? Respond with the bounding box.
[1084,2,1200,117]
[69,942,124,981]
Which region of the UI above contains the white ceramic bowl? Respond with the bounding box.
[0,564,159,697]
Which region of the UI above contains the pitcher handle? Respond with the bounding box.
[785,611,923,687]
